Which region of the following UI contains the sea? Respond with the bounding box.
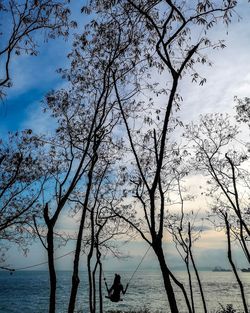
[0,270,249,313]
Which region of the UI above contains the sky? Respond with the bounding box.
[1,2,250,272]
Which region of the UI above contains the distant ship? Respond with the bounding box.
[212,266,231,272]
[241,268,250,272]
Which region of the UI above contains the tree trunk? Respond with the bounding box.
[185,258,195,313]
[47,227,57,313]
[153,243,179,313]
[87,242,94,313]
[97,249,103,313]
[88,208,95,313]
[92,263,97,313]
[68,207,87,313]
[188,223,207,313]
[68,153,98,313]
[189,250,207,313]
[225,215,248,313]
[98,263,103,313]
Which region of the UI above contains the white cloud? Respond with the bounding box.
[20,100,55,135]
[179,7,250,123]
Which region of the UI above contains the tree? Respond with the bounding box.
[60,21,131,313]
[0,0,74,98]
[80,1,240,312]
[32,89,116,313]
[80,170,131,313]
[185,113,249,313]
[31,19,128,310]
[0,130,45,257]
[167,170,208,313]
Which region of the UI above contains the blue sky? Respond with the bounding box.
[1,2,250,271]
[1,2,250,128]
[0,0,85,135]
[2,2,250,135]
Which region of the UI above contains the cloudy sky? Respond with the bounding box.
[1,2,250,271]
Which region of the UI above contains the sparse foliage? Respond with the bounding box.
[0,130,45,255]
[81,1,241,312]
[186,112,250,313]
[0,0,74,98]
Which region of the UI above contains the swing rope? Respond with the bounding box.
[102,269,109,293]
[102,245,151,291]
[0,250,75,272]
[127,245,151,286]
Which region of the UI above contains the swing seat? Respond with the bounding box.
[105,295,123,302]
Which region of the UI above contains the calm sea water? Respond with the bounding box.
[0,270,249,313]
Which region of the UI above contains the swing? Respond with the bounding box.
[103,245,151,302]
[104,275,128,302]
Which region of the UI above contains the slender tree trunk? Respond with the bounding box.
[185,258,195,313]
[87,224,95,313]
[188,223,207,313]
[92,263,97,313]
[153,243,179,313]
[87,252,94,313]
[97,250,103,313]
[168,267,192,313]
[68,206,87,313]
[154,241,193,313]
[225,215,248,313]
[68,156,97,313]
[47,226,57,313]
[189,250,207,313]
[98,264,103,313]
[92,255,101,313]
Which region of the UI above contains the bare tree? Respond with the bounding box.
[61,23,129,313]
[186,113,250,261]
[167,170,208,313]
[0,0,74,97]
[32,21,126,311]
[35,94,116,313]
[186,113,250,312]
[19,7,135,310]
[30,86,111,313]
[79,172,132,313]
[79,2,241,312]
[0,130,45,256]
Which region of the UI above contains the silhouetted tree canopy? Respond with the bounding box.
[0,0,75,98]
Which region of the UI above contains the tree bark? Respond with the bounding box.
[153,242,179,313]
[87,209,95,313]
[185,259,195,313]
[189,250,207,313]
[188,224,207,313]
[67,206,87,313]
[68,156,97,313]
[225,214,248,313]
[96,249,103,313]
[47,226,57,313]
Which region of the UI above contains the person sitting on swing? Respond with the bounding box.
[106,274,128,302]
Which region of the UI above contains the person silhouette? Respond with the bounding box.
[105,274,128,302]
